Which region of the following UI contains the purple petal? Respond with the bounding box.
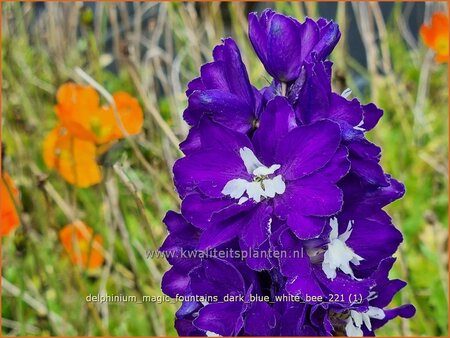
[175,318,205,336]
[193,302,245,336]
[184,38,256,131]
[350,157,389,187]
[373,279,407,309]
[189,258,245,299]
[266,14,307,81]
[370,257,396,284]
[369,258,408,309]
[181,193,234,230]
[197,216,243,250]
[162,263,195,298]
[249,11,339,82]
[329,93,363,127]
[275,174,343,220]
[209,38,255,107]
[345,211,403,271]
[176,301,202,319]
[299,18,320,62]
[200,62,229,91]
[249,10,305,82]
[314,267,375,303]
[173,149,249,198]
[293,61,331,124]
[340,175,405,216]
[240,237,276,271]
[291,215,327,240]
[244,302,278,335]
[371,305,416,331]
[173,118,253,198]
[283,257,325,298]
[198,117,253,152]
[276,120,341,180]
[160,212,201,263]
[198,202,261,250]
[362,103,383,131]
[383,304,416,320]
[183,90,254,132]
[310,303,335,335]
[278,303,309,336]
[186,77,205,97]
[310,20,341,61]
[179,125,201,155]
[240,203,273,249]
[248,11,271,74]
[317,146,351,182]
[347,138,381,161]
[162,211,189,233]
[253,96,297,165]
[278,229,324,297]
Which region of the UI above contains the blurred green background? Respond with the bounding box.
[1,2,448,336]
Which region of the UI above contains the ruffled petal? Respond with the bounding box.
[275,173,343,221]
[276,120,341,180]
[253,96,297,165]
[194,302,245,336]
[244,301,278,336]
[183,90,254,133]
[189,258,246,299]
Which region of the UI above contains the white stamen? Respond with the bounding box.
[367,291,378,302]
[322,218,364,280]
[222,148,286,203]
[240,147,264,174]
[353,119,365,132]
[341,88,352,98]
[345,307,385,336]
[263,175,286,198]
[238,197,249,205]
[246,181,266,203]
[253,164,280,176]
[222,179,248,199]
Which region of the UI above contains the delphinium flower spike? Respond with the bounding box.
[162,9,415,336]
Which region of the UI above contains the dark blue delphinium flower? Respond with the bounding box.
[318,258,416,336]
[288,60,389,187]
[160,212,201,298]
[248,9,341,82]
[183,38,262,136]
[175,99,348,250]
[161,9,415,337]
[262,58,388,187]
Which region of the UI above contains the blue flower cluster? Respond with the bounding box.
[161,9,415,336]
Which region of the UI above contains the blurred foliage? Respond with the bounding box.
[1,2,448,336]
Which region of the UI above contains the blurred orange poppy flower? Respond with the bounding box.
[55,83,144,144]
[43,125,102,188]
[1,173,20,236]
[59,222,104,270]
[420,12,449,63]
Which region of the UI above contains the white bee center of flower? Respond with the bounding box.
[222,147,286,203]
[322,218,364,280]
[345,307,385,336]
